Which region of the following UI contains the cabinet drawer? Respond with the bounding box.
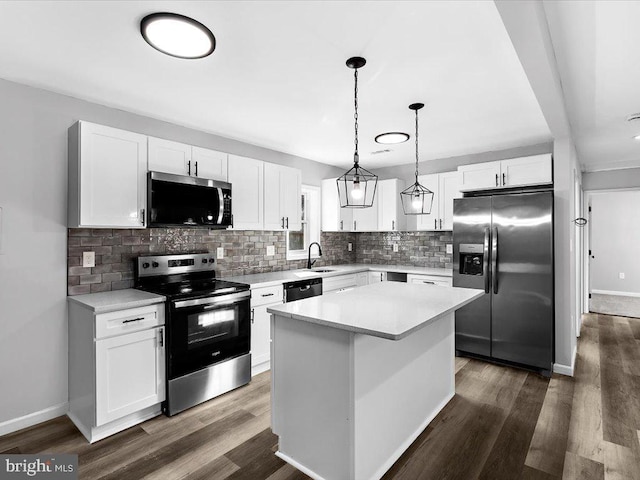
[251,285,284,307]
[95,304,164,339]
[323,274,357,293]
[407,274,452,287]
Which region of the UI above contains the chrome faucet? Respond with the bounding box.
[307,242,323,269]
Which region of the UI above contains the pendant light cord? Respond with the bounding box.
[414,108,419,183]
[354,68,359,164]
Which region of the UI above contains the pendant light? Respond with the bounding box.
[336,57,378,208]
[400,103,434,215]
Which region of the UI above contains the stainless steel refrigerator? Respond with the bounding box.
[453,191,554,376]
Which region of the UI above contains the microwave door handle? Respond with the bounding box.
[483,227,490,294]
[217,188,224,224]
[492,227,498,294]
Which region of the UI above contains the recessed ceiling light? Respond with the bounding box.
[634,134,640,141]
[140,12,216,59]
[374,132,410,144]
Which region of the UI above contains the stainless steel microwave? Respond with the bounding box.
[147,171,232,228]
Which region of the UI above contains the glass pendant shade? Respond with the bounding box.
[401,102,434,215]
[337,56,378,208]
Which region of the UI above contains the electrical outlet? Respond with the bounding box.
[446,244,453,254]
[217,247,224,259]
[266,245,275,256]
[348,242,353,252]
[619,272,625,279]
[393,244,399,253]
[82,251,95,268]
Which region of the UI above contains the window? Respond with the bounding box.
[287,185,321,260]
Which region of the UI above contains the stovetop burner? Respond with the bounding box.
[134,253,249,299]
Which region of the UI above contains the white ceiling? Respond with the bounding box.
[544,0,640,172]
[0,1,550,168]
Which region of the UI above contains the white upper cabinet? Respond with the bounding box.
[352,192,378,231]
[438,171,463,230]
[415,174,440,231]
[416,171,462,231]
[228,155,264,230]
[148,137,191,176]
[500,154,552,188]
[264,163,302,231]
[68,121,147,228]
[148,137,228,181]
[458,154,552,191]
[377,179,406,232]
[321,178,352,232]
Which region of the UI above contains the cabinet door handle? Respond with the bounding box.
[281,217,285,228]
[392,220,395,230]
[340,220,343,231]
[195,161,198,177]
[495,173,499,186]
[187,160,191,176]
[434,219,437,230]
[251,308,255,324]
[354,220,357,230]
[286,217,289,229]
[140,209,145,226]
[261,293,274,297]
[231,214,234,228]
[158,328,164,347]
[439,219,442,229]
[122,317,144,324]
[502,173,506,186]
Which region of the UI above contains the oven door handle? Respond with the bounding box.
[172,290,250,309]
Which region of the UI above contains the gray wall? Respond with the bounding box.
[583,167,640,191]
[0,78,342,428]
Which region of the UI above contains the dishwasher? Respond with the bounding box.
[284,277,323,303]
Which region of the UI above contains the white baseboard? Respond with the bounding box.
[553,344,577,377]
[591,290,640,298]
[251,361,270,377]
[0,402,68,436]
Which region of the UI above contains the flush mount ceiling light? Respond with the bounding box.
[400,103,434,215]
[337,57,378,208]
[634,134,640,141]
[375,132,410,145]
[140,12,216,59]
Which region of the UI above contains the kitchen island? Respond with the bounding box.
[267,282,483,480]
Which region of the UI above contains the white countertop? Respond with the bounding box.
[67,288,166,313]
[267,282,482,340]
[222,263,452,288]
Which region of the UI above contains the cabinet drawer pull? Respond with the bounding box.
[122,317,144,324]
[422,281,435,284]
[261,293,275,297]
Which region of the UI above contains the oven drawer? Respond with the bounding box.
[251,285,284,307]
[95,304,165,340]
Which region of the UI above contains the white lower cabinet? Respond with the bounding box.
[407,274,452,287]
[68,301,165,443]
[250,284,283,375]
[323,274,358,293]
[368,271,387,283]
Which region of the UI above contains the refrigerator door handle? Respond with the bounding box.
[483,227,490,294]
[492,227,498,294]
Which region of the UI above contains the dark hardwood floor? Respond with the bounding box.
[2,313,639,479]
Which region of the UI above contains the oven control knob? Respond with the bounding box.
[142,262,150,269]
[152,262,159,268]
[208,258,215,264]
[202,258,208,264]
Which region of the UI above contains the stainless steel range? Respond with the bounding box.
[135,253,251,416]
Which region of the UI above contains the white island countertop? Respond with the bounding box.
[268,282,482,340]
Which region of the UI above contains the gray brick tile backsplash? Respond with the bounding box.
[67,228,451,295]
